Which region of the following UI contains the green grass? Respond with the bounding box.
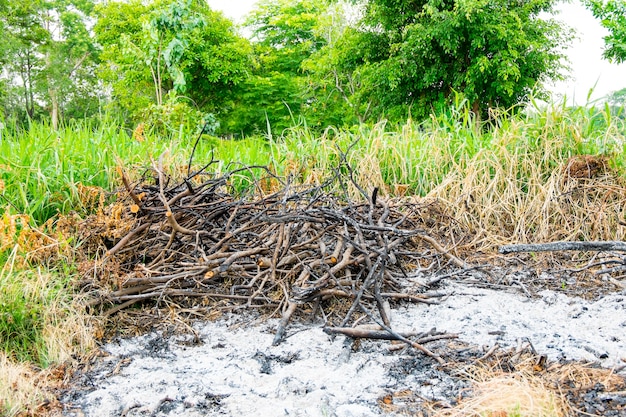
[0,98,625,416]
[0,247,88,366]
[1,97,625,361]
[3,99,623,227]
[0,119,273,225]
[2,99,624,230]
[0,274,45,364]
[0,257,96,416]
[268,99,626,197]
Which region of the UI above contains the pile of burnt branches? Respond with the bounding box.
[83,152,470,359]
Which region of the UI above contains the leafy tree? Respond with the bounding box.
[302,9,388,126]
[1,0,47,122]
[246,0,326,71]
[0,0,8,68]
[584,0,626,63]
[94,0,251,134]
[42,0,99,128]
[0,0,99,128]
[93,1,156,123]
[320,0,572,120]
[223,0,329,135]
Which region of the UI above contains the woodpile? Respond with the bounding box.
[82,152,469,358]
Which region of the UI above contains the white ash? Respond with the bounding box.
[61,281,626,417]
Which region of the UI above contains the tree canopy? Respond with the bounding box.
[220,0,329,135]
[584,0,626,64]
[0,0,99,127]
[328,0,572,119]
[94,0,251,134]
[0,0,574,133]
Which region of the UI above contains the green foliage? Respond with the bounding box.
[316,0,572,121]
[0,252,84,366]
[221,72,302,136]
[0,274,45,363]
[0,0,576,132]
[0,118,148,223]
[246,0,326,70]
[140,93,209,138]
[0,117,277,225]
[222,0,329,136]
[94,0,251,133]
[584,0,626,63]
[303,23,391,126]
[607,88,626,126]
[1,0,51,121]
[94,1,154,121]
[0,0,100,127]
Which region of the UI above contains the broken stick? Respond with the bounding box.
[323,327,456,341]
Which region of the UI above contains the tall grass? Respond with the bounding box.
[0,256,94,365]
[1,99,625,416]
[267,100,626,250]
[1,99,624,252]
[0,119,272,225]
[0,252,97,416]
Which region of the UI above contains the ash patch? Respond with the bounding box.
[141,333,175,358]
[253,351,301,374]
[383,356,470,413]
[59,279,626,417]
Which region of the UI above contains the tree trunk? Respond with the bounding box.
[471,100,481,121]
[45,49,59,130]
[49,87,59,130]
[24,52,35,119]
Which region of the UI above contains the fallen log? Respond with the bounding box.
[499,241,626,254]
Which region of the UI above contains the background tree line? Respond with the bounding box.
[0,0,624,136]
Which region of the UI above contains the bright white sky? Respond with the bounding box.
[551,1,626,104]
[207,0,626,105]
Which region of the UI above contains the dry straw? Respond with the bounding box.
[435,354,625,417]
[437,371,569,417]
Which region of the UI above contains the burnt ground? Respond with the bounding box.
[50,266,626,417]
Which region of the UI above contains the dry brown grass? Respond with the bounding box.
[0,353,49,417]
[437,372,569,417]
[434,355,625,417]
[428,145,626,254]
[0,265,98,416]
[276,110,626,258]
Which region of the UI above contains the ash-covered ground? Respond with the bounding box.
[59,278,626,417]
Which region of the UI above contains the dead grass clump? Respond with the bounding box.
[0,352,64,417]
[0,245,97,415]
[437,368,570,417]
[0,211,60,268]
[546,361,625,392]
[0,271,98,416]
[42,295,99,365]
[73,200,138,258]
[428,149,626,255]
[434,354,626,417]
[562,155,608,181]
